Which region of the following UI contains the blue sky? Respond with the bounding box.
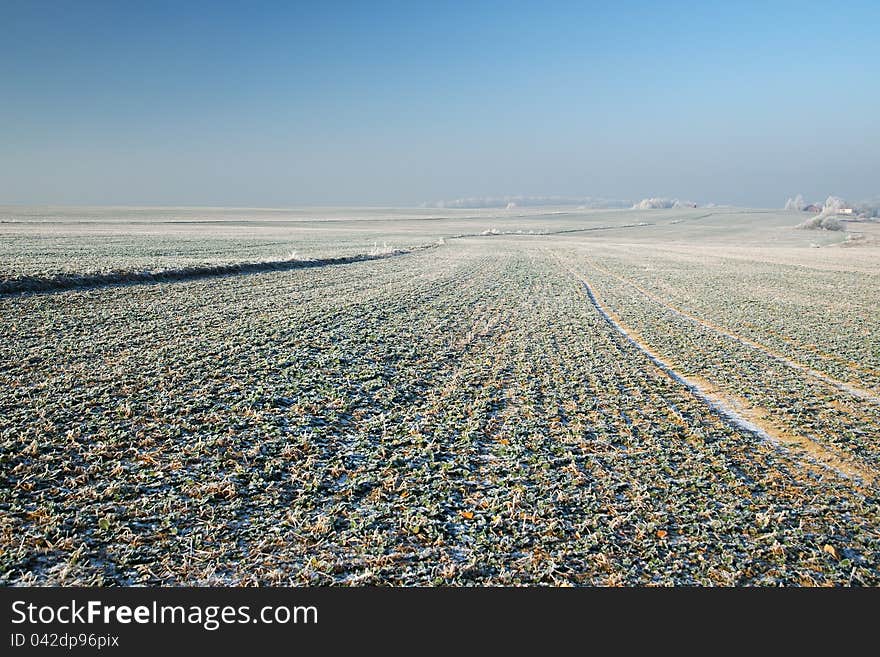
[1,1,878,207]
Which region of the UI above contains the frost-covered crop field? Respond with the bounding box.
[1,206,878,585]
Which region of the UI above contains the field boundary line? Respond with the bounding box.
[447,211,737,240]
[447,222,655,240]
[0,244,439,297]
[551,253,877,487]
[583,258,880,405]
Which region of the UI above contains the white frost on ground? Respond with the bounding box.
[576,275,865,483]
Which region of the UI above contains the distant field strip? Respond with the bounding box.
[585,258,880,405]
[449,222,657,239]
[0,247,428,296]
[449,211,734,240]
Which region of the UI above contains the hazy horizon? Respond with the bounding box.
[2,1,878,208]
[0,200,820,211]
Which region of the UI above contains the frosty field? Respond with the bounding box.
[1,206,878,585]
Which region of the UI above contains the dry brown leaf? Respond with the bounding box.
[822,544,839,560]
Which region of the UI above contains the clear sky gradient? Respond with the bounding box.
[2,1,878,207]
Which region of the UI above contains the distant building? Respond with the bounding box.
[803,204,822,213]
[837,207,854,215]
